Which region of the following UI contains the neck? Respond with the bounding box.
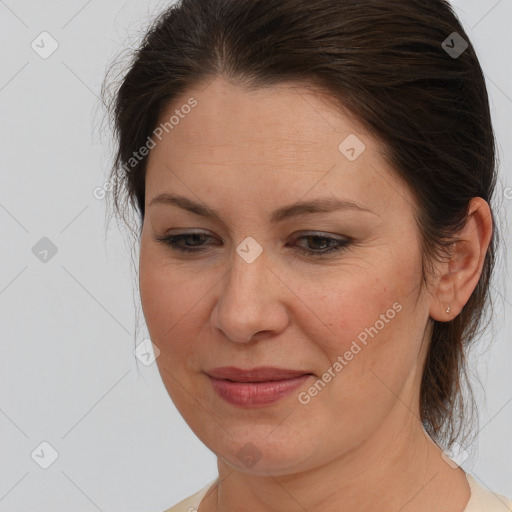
[202,406,470,512]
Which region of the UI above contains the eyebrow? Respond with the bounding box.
[149,193,378,223]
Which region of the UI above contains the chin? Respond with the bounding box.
[202,426,324,476]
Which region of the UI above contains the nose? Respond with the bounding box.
[211,244,290,343]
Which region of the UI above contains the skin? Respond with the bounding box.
[138,76,493,512]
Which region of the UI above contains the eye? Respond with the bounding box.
[289,233,350,257]
[154,232,215,253]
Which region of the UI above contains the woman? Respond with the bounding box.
[102,0,512,510]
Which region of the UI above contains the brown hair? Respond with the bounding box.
[102,0,500,450]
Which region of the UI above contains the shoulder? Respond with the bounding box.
[465,473,512,512]
[162,479,218,512]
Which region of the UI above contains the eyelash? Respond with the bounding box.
[154,232,350,257]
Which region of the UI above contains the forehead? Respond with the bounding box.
[145,76,413,220]
[153,77,368,158]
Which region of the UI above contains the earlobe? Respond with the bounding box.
[429,197,493,322]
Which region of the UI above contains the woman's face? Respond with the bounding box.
[139,76,435,475]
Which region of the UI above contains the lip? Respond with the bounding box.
[205,366,314,407]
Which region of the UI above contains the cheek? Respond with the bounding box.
[139,244,203,357]
[139,246,212,416]
[292,261,417,402]
[293,269,403,356]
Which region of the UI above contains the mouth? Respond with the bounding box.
[205,366,314,407]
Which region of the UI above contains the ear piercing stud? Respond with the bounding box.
[446,306,451,314]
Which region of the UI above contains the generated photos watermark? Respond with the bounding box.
[298,301,403,404]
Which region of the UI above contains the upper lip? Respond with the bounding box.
[206,366,312,382]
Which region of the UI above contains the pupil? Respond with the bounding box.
[311,237,327,249]
[189,234,205,245]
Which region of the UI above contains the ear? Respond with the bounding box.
[429,197,493,322]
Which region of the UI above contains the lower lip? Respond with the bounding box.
[208,374,312,407]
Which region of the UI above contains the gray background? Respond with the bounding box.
[0,0,510,510]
